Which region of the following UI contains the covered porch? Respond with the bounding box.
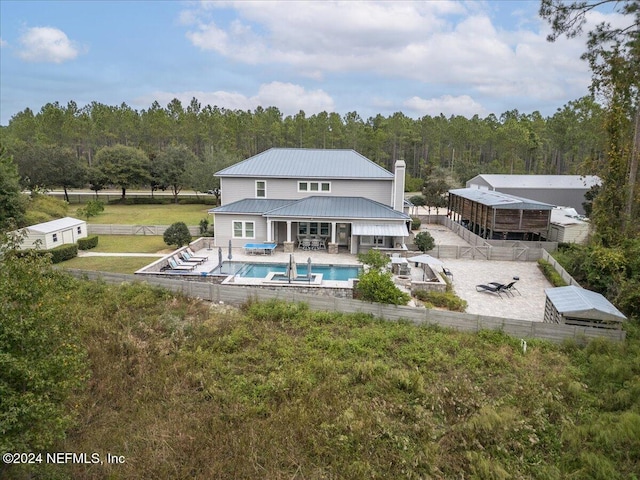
[265,218,409,255]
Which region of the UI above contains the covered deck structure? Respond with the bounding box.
[447,188,553,241]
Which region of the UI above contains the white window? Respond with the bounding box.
[298,181,330,193]
[256,181,266,198]
[233,221,255,239]
[52,233,58,243]
[360,235,385,246]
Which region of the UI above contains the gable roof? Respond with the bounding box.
[468,174,601,189]
[449,188,554,210]
[215,148,394,180]
[545,286,626,322]
[27,217,85,234]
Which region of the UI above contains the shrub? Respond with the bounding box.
[199,218,210,235]
[108,197,169,205]
[76,199,104,219]
[414,290,467,312]
[164,222,192,247]
[357,249,390,270]
[178,197,217,205]
[77,235,99,250]
[537,259,568,287]
[49,243,78,263]
[411,216,421,230]
[355,269,410,305]
[408,195,426,206]
[414,231,435,252]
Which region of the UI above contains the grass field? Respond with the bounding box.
[90,235,170,253]
[86,204,212,225]
[60,256,154,274]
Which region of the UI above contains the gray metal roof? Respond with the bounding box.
[449,188,554,210]
[210,199,295,215]
[468,174,601,189]
[545,286,626,322]
[28,216,85,234]
[215,148,394,179]
[264,196,410,220]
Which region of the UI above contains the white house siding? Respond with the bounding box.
[548,223,589,244]
[221,177,393,206]
[213,214,267,247]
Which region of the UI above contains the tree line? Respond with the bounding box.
[0,95,610,196]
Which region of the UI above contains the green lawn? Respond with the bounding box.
[91,235,170,253]
[87,204,212,225]
[61,256,154,274]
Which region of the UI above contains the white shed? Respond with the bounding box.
[16,217,88,250]
[547,208,590,244]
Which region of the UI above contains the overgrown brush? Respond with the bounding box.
[3,287,638,479]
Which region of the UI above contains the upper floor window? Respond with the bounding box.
[298,181,330,193]
[256,181,266,198]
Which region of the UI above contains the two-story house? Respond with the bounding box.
[210,148,410,254]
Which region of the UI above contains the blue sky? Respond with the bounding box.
[0,0,620,126]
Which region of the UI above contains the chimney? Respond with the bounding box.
[393,159,406,212]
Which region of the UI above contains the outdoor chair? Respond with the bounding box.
[180,251,206,264]
[186,247,208,262]
[301,238,311,250]
[489,278,521,297]
[475,283,506,299]
[172,255,199,268]
[310,238,321,250]
[443,267,453,281]
[168,258,195,271]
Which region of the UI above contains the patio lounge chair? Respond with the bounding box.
[180,251,206,264]
[186,247,208,261]
[168,257,195,271]
[489,278,521,297]
[475,283,506,299]
[172,255,199,268]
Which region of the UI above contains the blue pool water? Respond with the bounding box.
[211,262,361,281]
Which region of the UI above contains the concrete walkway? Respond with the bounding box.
[78,251,165,257]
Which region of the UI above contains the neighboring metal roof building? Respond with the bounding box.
[215,148,394,179]
[28,217,85,234]
[544,286,627,324]
[264,196,411,220]
[449,188,554,210]
[210,199,295,215]
[467,174,601,190]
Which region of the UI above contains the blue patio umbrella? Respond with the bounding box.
[228,240,233,261]
[307,257,312,284]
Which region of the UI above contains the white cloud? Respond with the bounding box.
[18,27,80,63]
[134,82,335,116]
[0,37,7,48]
[181,1,603,107]
[404,95,487,118]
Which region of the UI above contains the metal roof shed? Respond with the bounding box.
[15,216,88,250]
[544,286,626,330]
[447,188,553,240]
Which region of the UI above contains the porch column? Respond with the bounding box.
[266,220,272,242]
[331,222,336,244]
[284,220,294,253]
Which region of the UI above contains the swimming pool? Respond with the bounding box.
[211,262,361,281]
